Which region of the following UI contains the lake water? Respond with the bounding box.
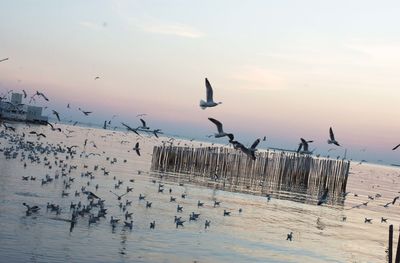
[0,123,399,263]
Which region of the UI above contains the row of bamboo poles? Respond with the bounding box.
[151,145,351,204]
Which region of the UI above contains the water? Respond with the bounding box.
[0,123,399,263]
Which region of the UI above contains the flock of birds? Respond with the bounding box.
[0,67,399,254]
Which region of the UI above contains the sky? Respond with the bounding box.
[1,0,400,164]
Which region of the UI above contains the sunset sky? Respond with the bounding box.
[1,0,400,163]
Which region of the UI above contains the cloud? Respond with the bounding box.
[139,22,204,38]
[230,66,287,91]
[111,0,204,38]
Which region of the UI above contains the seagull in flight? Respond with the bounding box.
[208,118,232,138]
[33,91,49,101]
[327,127,340,146]
[200,78,222,109]
[0,58,9,63]
[138,119,150,130]
[78,108,92,116]
[22,90,27,98]
[121,122,140,136]
[297,138,313,154]
[52,110,60,121]
[237,138,260,160]
[110,191,128,200]
[94,76,100,80]
[133,142,141,156]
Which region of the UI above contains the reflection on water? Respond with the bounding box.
[0,123,399,262]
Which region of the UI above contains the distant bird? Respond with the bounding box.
[52,110,60,121]
[223,210,231,216]
[392,144,400,151]
[205,220,211,229]
[121,122,140,136]
[94,76,100,80]
[103,121,107,130]
[0,58,9,62]
[78,108,92,116]
[317,187,329,205]
[150,221,155,229]
[286,232,293,241]
[200,78,222,109]
[381,217,388,223]
[208,118,232,138]
[110,190,127,200]
[29,131,46,138]
[3,123,16,132]
[22,203,40,214]
[364,218,372,223]
[22,90,27,98]
[34,91,49,101]
[327,127,340,146]
[67,103,70,108]
[133,142,140,156]
[392,196,399,205]
[124,220,133,229]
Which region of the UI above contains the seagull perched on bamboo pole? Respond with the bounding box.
[327,127,340,146]
[200,78,222,109]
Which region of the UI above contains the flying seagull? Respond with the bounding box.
[297,138,313,154]
[200,78,222,109]
[121,122,140,136]
[22,90,27,98]
[133,142,141,156]
[237,138,260,160]
[94,76,100,80]
[208,118,232,138]
[33,91,49,101]
[52,110,60,121]
[78,108,92,116]
[328,127,340,146]
[0,58,9,63]
[138,119,150,130]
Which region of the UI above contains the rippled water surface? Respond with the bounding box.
[0,124,399,263]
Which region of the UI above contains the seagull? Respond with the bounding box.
[22,90,27,98]
[78,108,92,116]
[237,139,260,160]
[52,110,60,121]
[208,118,232,138]
[34,91,49,101]
[286,232,293,241]
[22,203,40,214]
[121,122,140,136]
[317,187,329,205]
[0,58,9,62]
[327,127,340,146]
[103,121,107,130]
[150,221,155,229]
[109,190,127,200]
[200,78,222,109]
[138,119,149,130]
[94,76,100,80]
[297,138,313,154]
[133,142,140,156]
[205,220,211,229]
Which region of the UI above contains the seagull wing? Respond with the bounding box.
[392,144,400,151]
[205,78,214,102]
[140,118,146,127]
[329,127,335,141]
[297,143,303,153]
[208,118,223,133]
[250,138,260,149]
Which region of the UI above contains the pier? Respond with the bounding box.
[151,145,351,204]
